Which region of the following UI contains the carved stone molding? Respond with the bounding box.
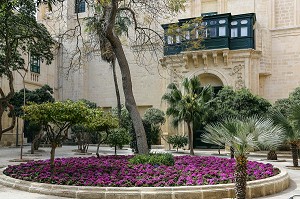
[212,52,218,65]
[192,53,199,67]
[223,51,229,66]
[202,53,208,67]
[229,64,244,89]
[183,54,189,69]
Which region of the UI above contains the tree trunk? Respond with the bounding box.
[267,150,278,160]
[96,142,101,158]
[31,131,42,154]
[291,143,299,167]
[230,146,235,159]
[235,155,247,199]
[111,59,122,123]
[50,144,57,175]
[105,12,148,154]
[114,145,117,155]
[0,72,16,141]
[187,122,194,155]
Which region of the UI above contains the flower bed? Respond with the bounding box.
[3,156,279,187]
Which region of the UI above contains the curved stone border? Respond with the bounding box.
[0,167,289,199]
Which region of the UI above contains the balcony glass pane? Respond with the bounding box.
[209,27,217,37]
[231,21,238,25]
[185,31,190,40]
[167,36,173,44]
[219,26,226,36]
[210,20,217,25]
[231,28,238,37]
[176,35,180,43]
[241,20,248,24]
[219,19,226,24]
[241,27,248,36]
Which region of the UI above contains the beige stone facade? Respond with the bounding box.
[2,0,300,146]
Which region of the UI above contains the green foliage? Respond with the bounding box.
[214,87,271,119]
[202,116,284,157]
[111,105,132,131]
[129,153,175,166]
[143,108,165,125]
[106,128,131,155]
[0,0,54,75]
[272,87,300,117]
[167,135,188,151]
[23,100,90,128]
[162,76,215,155]
[143,108,165,146]
[10,85,54,117]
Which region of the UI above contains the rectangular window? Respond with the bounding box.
[176,35,181,43]
[219,26,226,36]
[30,56,40,74]
[167,36,173,44]
[75,0,85,13]
[185,31,190,40]
[209,27,217,37]
[241,27,248,37]
[231,28,238,38]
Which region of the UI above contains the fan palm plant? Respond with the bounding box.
[162,76,214,155]
[271,105,300,167]
[202,116,283,199]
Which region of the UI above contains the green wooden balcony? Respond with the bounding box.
[162,13,256,56]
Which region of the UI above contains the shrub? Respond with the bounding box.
[129,153,174,166]
[167,135,188,152]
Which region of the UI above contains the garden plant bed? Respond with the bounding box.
[0,155,290,199]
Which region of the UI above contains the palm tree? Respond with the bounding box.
[162,76,214,155]
[271,105,300,167]
[86,8,131,123]
[202,116,283,199]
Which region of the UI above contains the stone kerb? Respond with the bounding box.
[0,167,289,199]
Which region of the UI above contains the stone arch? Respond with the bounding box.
[188,69,229,86]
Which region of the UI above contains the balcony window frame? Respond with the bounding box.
[203,17,229,38]
[230,19,251,38]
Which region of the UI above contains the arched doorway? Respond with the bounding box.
[193,73,224,149]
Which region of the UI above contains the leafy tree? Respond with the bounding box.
[10,85,55,153]
[41,0,198,154]
[162,76,214,155]
[167,135,188,152]
[0,0,54,141]
[272,87,300,117]
[106,128,131,155]
[202,116,283,199]
[83,108,118,157]
[270,105,300,167]
[23,100,91,174]
[71,99,98,153]
[143,108,165,147]
[213,87,271,120]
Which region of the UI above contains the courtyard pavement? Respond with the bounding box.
[0,145,300,199]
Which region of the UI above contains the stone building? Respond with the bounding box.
[2,0,300,147]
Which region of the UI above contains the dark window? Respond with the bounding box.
[30,56,40,74]
[75,0,85,13]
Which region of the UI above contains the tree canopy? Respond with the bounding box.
[10,84,55,117]
[0,0,54,140]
